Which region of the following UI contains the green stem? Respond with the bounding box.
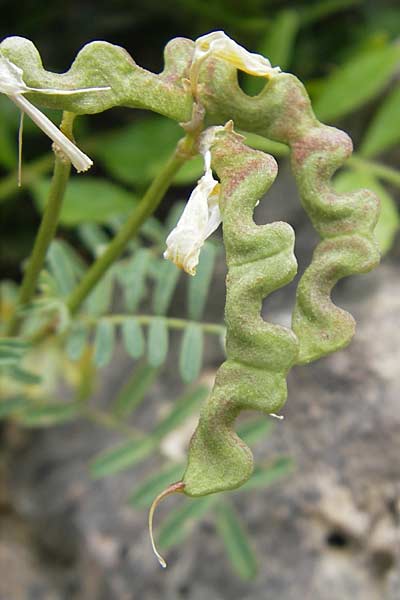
[66,136,193,315]
[6,112,75,335]
[347,155,400,189]
[86,314,225,336]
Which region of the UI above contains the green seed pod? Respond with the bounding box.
[182,128,299,497]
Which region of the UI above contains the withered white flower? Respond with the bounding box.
[0,52,110,176]
[190,30,281,94]
[164,127,224,276]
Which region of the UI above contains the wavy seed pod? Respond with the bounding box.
[182,127,299,496]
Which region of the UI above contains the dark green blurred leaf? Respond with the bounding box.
[113,363,159,417]
[214,501,258,580]
[121,318,145,359]
[129,462,185,508]
[147,317,168,367]
[179,324,203,383]
[93,319,115,368]
[32,177,137,225]
[360,85,400,157]
[153,260,180,315]
[257,10,299,69]
[94,117,183,186]
[314,44,400,121]
[187,242,217,321]
[65,323,88,361]
[19,402,81,426]
[334,169,399,254]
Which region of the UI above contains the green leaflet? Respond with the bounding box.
[147,317,169,368]
[179,324,203,383]
[152,260,180,316]
[93,319,115,368]
[121,318,145,360]
[65,323,88,361]
[32,177,137,226]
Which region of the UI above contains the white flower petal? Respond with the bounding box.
[11,93,92,172]
[0,52,110,174]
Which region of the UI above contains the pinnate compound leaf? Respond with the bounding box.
[187,242,217,320]
[92,385,207,478]
[93,320,115,368]
[360,84,400,157]
[314,44,400,121]
[179,324,203,383]
[214,501,258,580]
[121,318,145,359]
[32,178,137,226]
[147,317,168,367]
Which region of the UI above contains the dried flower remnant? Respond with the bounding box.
[190,30,281,95]
[0,52,110,175]
[163,126,224,275]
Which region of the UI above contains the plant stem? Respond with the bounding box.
[6,112,75,335]
[66,136,194,315]
[86,313,225,336]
